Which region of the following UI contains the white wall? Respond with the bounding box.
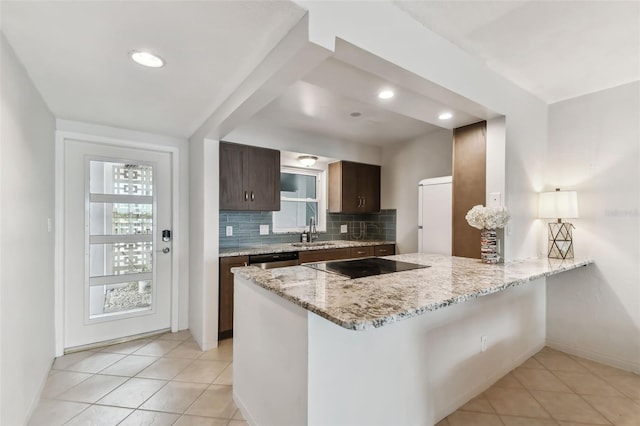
[0,34,56,425]
[381,129,453,253]
[56,120,191,334]
[234,273,546,425]
[188,137,221,350]
[225,120,382,165]
[545,82,640,372]
[486,116,506,205]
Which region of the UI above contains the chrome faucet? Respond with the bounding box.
[309,217,319,242]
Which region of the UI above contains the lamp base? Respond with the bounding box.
[548,222,574,259]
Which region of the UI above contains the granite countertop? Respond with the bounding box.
[232,253,594,331]
[219,240,395,257]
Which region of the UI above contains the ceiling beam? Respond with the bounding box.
[191,13,332,142]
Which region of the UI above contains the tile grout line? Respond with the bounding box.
[44,332,224,425]
[544,362,635,425]
[527,355,614,426]
[490,357,561,425]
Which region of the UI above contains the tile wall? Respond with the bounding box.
[219,209,396,249]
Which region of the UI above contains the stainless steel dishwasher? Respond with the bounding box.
[249,251,299,269]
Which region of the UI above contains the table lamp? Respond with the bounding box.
[539,188,579,259]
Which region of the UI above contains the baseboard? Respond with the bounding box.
[24,358,55,425]
[64,328,171,354]
[546,338,640,374]
[436,340,546,424]
[233,391,257,426]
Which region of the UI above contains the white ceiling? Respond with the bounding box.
[249,55,491,147]
[2,1,637,143]
[393,0,640,103]
[251,80,442,146]
[0,0,305,138]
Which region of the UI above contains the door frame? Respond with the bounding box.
[55,131,181,356]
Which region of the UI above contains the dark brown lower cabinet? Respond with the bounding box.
[298,248,351,263]
[350,246,375,258]
[374,244,395,256]
[219,244,396,339]
[219,255,248,340]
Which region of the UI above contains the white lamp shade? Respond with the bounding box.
[539,190,579,219]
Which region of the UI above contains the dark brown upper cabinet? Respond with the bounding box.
[220,141,280,211]
[328,161,381,213]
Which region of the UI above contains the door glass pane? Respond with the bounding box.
[88,159,155,320]
[90,161,153,196]
[273,200,318,229]
[89,202,153,235]
[89,281,152,318]
[281,173,316,198]
[90,242,152,277]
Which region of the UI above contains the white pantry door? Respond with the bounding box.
[64,140,172,350]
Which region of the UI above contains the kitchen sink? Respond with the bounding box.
[291,241,337,248]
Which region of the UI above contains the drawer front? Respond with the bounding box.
[299,248,351,263]
[374,244,395,256]
[350,246,374,258]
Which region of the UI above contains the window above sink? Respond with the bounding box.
[273,166,326,233]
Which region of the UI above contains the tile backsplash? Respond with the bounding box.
[219,209,396,250]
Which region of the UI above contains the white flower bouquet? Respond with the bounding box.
[465,205,510,230]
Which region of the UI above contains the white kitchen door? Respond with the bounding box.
[64,140,172,350]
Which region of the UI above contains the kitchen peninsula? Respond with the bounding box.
[232,254,592,425]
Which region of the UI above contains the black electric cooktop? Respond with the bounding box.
[304,257,430,279]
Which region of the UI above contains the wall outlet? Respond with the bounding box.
[481,335,488,352]
[47,218,53,233]
[260,224,269,235]
[488,192,501,207]
[226,226,233,237]
[340,224,348,234]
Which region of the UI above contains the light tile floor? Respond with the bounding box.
[437,346,640,426]
[30,333,639,426]
[29,331,246,426]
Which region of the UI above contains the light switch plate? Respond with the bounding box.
[260,224,269,235]
[340,224,348,234]
[226,226,233,237]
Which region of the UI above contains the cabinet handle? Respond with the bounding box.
[362,197,366,207]
[357,196,362,207]
[244,191,248,202]
[251,191,255,201]
[357,250,366,255]
[379,249,387,253]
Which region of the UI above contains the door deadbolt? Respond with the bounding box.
[162,229,171,242]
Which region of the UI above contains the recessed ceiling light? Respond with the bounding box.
[438,112,453,120]
[129,50,165,68]
[350,112,362,117]
[378,90,394,100]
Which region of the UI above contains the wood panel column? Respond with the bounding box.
[452,121,486,258]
